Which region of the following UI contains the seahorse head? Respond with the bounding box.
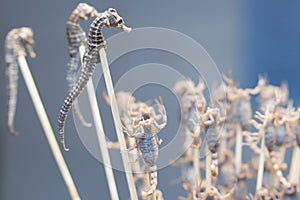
[18,27,36,58]
[77,3,98,20]
[103,8,131,32]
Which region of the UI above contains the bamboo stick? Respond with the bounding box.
[256,134,266,191]
[17,56,80,200]
[299,155,300,184]
[151,190,157,200]
[128,137,142,173]
[79,46,119,200]
[255,108,270,192]
[289,146,300,183]
[272,146,287,187]
[99,47,138,199]
[235,124,243,174]
[205,142,212,191]
[193,147,201,188]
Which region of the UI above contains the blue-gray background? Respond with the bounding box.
[1,1,300,199]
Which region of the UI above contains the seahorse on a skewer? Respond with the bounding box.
[58,8,131,151]
[65,3,99,128]
[5,27,36,135]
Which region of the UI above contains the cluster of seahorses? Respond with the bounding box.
[60,3,167,199]
[58,4,131,151]
[172,76,300,199]
[5,3,128,140]
[5,2,300,200]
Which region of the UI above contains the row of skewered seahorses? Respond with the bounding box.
[4,2,300,200]
[4,3,164,199]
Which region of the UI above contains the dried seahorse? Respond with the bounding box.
[66,3,99,128]
[5,27,36,135]
[58,8,131,151]
[123,99,167,198]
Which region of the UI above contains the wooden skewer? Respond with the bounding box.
[256,107,270,192]
[289,146,300,183]
[272,145,287,187]
[256,135,267,192]
[205,141,212,191]
[99,47,138,200]
[128,137,142,173]
[17,56,80,200]
[151,190,157,200]
[193,147,201,189]
[299,155,300,184]
[235,124,243,174]
[79,46,119,200]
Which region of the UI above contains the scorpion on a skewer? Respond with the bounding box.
[247,106,292,189]
[122,97,167,198]
[222,75,265,131]
[201,107,225,179]
[172,79,206,164]
[173,78,207,197]
[103,91,166,199]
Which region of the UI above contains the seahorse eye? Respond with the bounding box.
[118,18,124,24]
[108,8,116,13]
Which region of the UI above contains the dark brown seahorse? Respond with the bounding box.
[58,8,131,151]
[5,27,36,135]
[66,3,99,128]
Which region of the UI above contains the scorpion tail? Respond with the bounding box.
[211,152,218,178]
[270,151,291,188]
[6,62,19,136]
[142,165,158,198]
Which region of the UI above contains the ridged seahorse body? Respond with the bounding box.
[58,8,131,151]
[5,27,36,136]
[66,3,98,128]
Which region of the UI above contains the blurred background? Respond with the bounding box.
[1,0,300,199]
